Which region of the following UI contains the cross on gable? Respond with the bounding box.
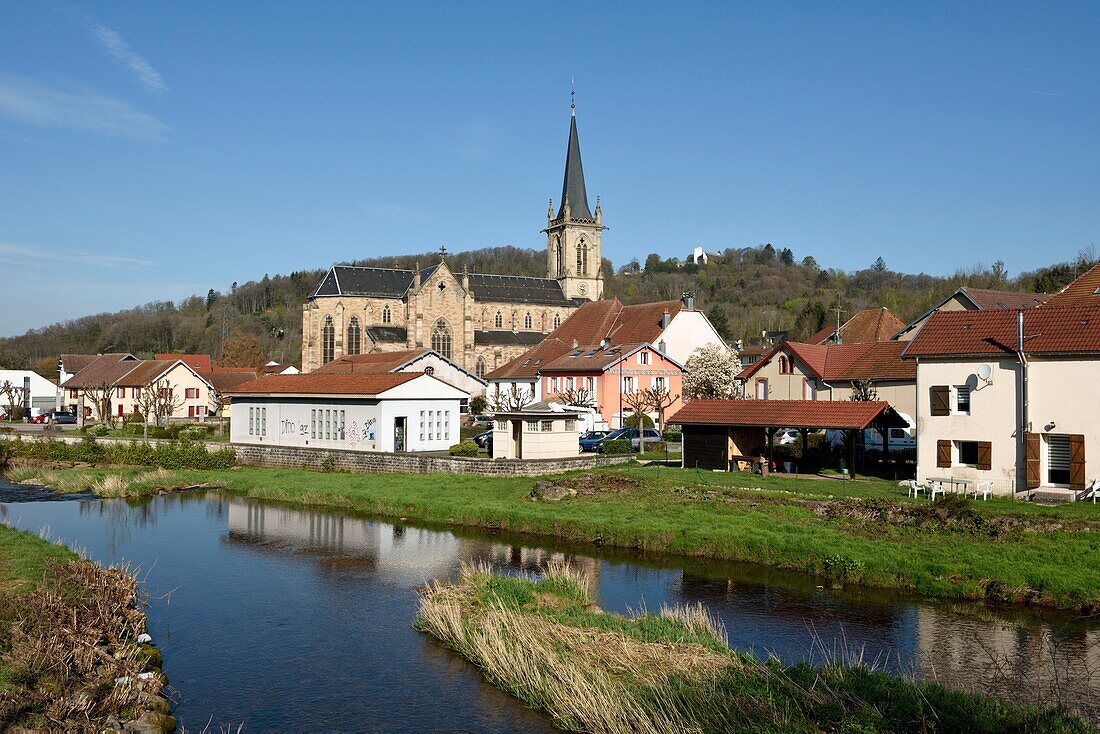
[439,245,447,260]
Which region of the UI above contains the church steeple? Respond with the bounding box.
[544,93,604,301]
[557,107,593,221]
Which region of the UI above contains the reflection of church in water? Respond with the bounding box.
[301,101,607,375]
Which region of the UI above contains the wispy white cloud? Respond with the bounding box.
[89,22,167,95]
[0,73,169,140]
[0,241,153,269]
[1002,86,1063,98]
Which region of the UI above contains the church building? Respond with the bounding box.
[302,104,606,378]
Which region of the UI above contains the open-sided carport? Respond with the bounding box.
[669,399,909,477]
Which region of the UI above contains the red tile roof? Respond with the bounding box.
[960,288,1049,311]
[115,360,176,387]
[199,369,259,392]
[1042,262,1100,308]
[539,343,657,373]
[312,350,430,374]
[60,354,105,374]
[904,305,1100,358]
[228,372,422,396]
[806,325,838,345]
[156,353,212,371]
[61,354,139,389]
[669,399,901,430]
[830,341,915,381]
[484,338,573,380]
[807,308,905,346]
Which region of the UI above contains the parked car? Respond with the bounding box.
[44,411,78,425]
[578,430,608,447]
[29,413,48,424]
[472,429,493,449]
[774,428,801,446]
[626,428,663,451]
[470,414,495,428]
[581,428,626,452]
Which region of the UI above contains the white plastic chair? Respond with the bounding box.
[975,481,994,501]
[929,480,946,501]
[906,479,925,498]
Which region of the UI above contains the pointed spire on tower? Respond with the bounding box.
[557,91,592,221]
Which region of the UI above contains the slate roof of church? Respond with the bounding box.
[474,330,548,347]
[556,112,593,220]
[365,326,408,344]
[310,265,576,306]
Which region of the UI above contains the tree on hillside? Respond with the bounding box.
[779,248,794,265]
[206,289,217,310]
[683,344,744,401]
[706,305,732,342]
[220,335,268,369]
[801,255,819,270]
[873,257,887,272]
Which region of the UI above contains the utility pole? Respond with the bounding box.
[832,290,845,345]
[220,306,229,359]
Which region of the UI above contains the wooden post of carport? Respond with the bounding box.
[766,426,774,473]
[847,429,857,479]
[880,417,891,476]
[799,428,809,473]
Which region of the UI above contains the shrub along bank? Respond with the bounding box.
[5,437,235,470]
[0,526,172,731]
[417,563,1090,734]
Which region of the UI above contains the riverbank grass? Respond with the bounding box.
[417,563,1089,733]
[13,463,1100,610]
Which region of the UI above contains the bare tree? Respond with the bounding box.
[621,390,652,453]
[850,379,878,402]
[82,382,115,427]
[559,386,596,408]
[134,387,160,439]
[489,385,533,412]
[644,383,680,435]
[208,390,229,435]
[0,380,26,422]
[152,379,185,427]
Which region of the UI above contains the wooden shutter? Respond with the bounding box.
[1069,434,1086,491]
[929,386,951,416]
[977,441,992,471]
[1025,433,1040,488]
[936,440,951,468]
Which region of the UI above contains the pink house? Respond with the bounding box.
[538,342,685,429]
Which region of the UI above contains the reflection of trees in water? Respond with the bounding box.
[914,607,1100,724]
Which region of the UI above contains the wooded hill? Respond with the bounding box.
[1,244,1092,380]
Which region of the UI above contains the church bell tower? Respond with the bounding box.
[545,96,604,301]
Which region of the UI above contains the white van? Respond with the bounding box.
[826,412,915,451]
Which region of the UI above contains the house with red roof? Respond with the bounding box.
[484,294,725,408]
[313,348,486,399]
[892,288,1049,342]
[60,354,215,425]
[227,371,468,453]
[904,302,1100,501]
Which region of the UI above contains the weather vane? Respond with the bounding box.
[570,76,575,112]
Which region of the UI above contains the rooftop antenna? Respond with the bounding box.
[832,290,845,344]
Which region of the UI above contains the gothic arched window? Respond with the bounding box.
[553,314,561,329]
[382,305,392,324]
[576,239,588,276]
[322,316,335,365]
[524,312,532,330]
[554,237,563,277]
[346,317,362,356]
[475,357,486,379]
[431,319,453,360]
[494,311,503,329]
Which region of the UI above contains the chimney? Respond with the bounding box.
[413,262,422,289]
[661,308,671,329]
[572,338,578,349]
[681,292,694,310]
[658,340,666,354]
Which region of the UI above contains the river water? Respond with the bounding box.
[1,484,1097,730]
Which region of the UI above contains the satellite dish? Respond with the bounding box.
[977,364,992,381]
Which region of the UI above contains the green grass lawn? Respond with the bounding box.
[18,462,1100,610]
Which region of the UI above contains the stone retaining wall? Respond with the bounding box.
[231,443,634,476]
[0,432,633,477]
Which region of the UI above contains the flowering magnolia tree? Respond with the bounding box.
[682,344,745,400]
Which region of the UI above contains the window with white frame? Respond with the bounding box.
[526,421,539,431]
[311,410,317,439]
[249,407,255,436]
[339,410,346,440]
[541,420,553,432]
[325,409,331,440]
[955,386,971,414]
[567,376,575,391]
[496,419,507,430]
[565,419,576,431]
[622,376,635,393]
[428,411,434,441]
[444,411,450,440]
[638,351,650,365]
[655,376,666,391]
[420,411,425,441]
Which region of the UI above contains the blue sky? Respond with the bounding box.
[2,2,1098,336]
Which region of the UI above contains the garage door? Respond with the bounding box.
[683,425,728,470]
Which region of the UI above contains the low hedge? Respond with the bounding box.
[449,441,480,457]
[5,438,235,470]
[601,439,632,455]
